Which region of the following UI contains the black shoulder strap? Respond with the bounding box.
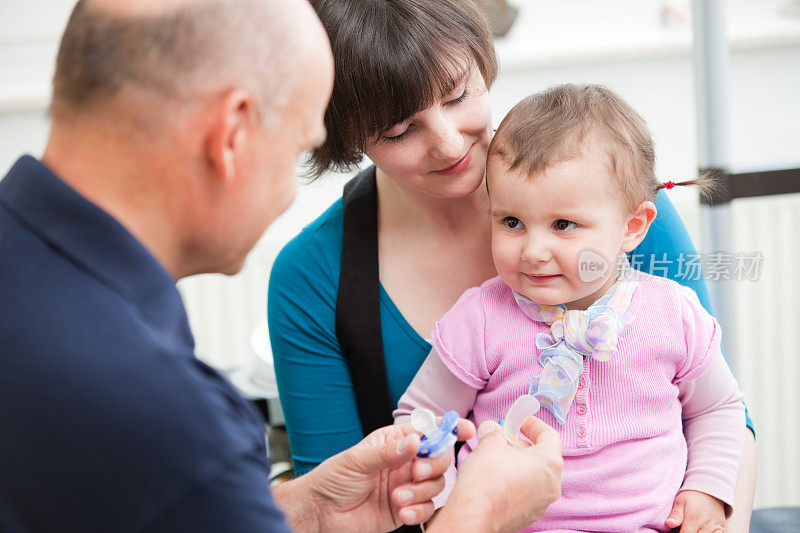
[335,166,394,436]
[335,168,424,533]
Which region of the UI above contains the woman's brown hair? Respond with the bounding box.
[308,0,498,178]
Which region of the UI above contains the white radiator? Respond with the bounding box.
[729,193,800,509]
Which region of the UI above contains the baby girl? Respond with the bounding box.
[395,84,745,532]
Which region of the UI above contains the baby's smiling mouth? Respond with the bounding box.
[524,273,562,283]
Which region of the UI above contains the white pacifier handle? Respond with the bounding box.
[411,407,439,441]
[503,395,541,448]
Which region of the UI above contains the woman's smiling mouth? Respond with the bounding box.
[434,146,473,175]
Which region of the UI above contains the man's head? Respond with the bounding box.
[52,0,310,129]
[46,0,333,277]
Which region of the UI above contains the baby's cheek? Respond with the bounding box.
[496,264,519,292]
[494,257,521,293]
[560,249,583,279]
[491,238,515,269]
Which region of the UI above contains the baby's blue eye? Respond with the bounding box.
[554,219,577,231]
[503,217,523,230]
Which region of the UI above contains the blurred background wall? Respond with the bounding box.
[2,0,799,510]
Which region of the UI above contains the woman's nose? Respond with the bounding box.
[429,115,463,161]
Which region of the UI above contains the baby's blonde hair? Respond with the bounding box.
[488,84,714,211]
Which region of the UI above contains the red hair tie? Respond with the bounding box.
[662,181,675,190]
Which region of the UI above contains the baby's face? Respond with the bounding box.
[487,145,633,310]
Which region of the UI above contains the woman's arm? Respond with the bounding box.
[268,233,365,476]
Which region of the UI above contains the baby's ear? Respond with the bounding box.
[621,201,657,253]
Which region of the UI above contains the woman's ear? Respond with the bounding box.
[205,89,258,184]
[621,201,657,253]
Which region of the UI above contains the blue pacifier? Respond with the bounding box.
[411,408,459,458]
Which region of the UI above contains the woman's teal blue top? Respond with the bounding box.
[268,189,753,475]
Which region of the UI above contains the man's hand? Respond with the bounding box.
[429,416,563,533]
[287,419,474,532]
[665,490,727,533]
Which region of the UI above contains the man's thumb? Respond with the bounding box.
[477,420,503,441]
[357,432,420,474]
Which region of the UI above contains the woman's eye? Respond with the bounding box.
[554,219,577,231]
[446,88,468,106]
[382,123,414,143]
[383,129,409,143]
[503,217,523,230]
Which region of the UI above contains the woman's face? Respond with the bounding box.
[363,64,492,198]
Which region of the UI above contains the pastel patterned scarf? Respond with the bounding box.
[512,271,638,424]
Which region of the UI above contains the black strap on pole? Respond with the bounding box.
[701,166,800,206]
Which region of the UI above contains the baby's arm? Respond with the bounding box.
[394,349,479,508]
[666,353,745,531]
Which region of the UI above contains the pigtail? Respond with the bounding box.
[655,170,719,202]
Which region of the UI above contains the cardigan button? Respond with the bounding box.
[577,404,587,415]
[578,376,587,389]
[577,427,587,438]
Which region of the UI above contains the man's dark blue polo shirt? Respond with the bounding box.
[0,156,291,532]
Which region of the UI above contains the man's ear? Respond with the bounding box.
[621,201,657,253]
[206,89,258,183]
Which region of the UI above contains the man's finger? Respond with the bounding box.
[391,477,446,508]
[411,449,451,481]
[398,501,435,526]
[356,431,421,474]
[477,420,504,441]
[520,416,560,452]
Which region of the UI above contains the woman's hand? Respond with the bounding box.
[278,418,475,532]
[428,416,564,533]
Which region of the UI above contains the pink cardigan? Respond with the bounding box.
[396,272,744,532]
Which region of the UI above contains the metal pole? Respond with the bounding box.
[692,0,739,375]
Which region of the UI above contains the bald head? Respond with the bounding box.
[85,0,198,17]
[51,0,323,129]
[40,0,332,280]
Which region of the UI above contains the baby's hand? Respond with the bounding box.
[665,490,726,532]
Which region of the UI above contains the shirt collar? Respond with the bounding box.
[0,155,193,346]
